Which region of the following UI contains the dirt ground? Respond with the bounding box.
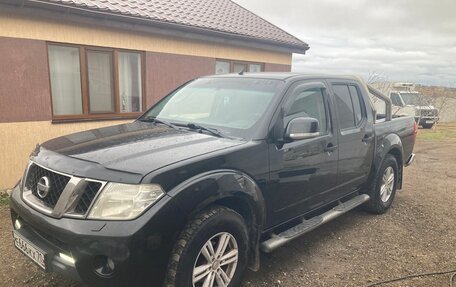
[0,126,455,287]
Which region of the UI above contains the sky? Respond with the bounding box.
[233,0,456,87]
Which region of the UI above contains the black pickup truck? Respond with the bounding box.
[10,73,416,287]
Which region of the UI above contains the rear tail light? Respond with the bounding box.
[413,121,418,141]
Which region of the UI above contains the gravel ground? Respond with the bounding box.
[0,128,455,287]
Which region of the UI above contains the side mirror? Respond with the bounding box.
[284,117,320,141]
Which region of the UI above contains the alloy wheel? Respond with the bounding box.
[380,166,395,202]
[192,232,239,287]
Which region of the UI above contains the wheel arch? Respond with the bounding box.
[366,134,404,191]
[387,147,403,168]
[386,146,403,189]
[166,169,266,271]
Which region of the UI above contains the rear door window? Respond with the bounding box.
[333,85,355,129]
[349,86,363,125]
[333,84,365,129]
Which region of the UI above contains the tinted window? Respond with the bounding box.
[401,93,428,105]
[284,88,327,134]
[333,85,355,129]
[349,86,363,124]
[391,93,402,106]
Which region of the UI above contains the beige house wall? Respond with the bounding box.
[0,120,131,189]
[0,11,292,66]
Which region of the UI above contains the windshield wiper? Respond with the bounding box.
[140,116,179,130]
[183,123,224,138]
[141,117,226,138]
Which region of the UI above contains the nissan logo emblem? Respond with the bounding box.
[37,176,51,199]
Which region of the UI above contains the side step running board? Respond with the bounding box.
[260,194,370,253]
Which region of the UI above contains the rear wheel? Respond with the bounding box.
[164,206,249,287]
[363,154,398,214]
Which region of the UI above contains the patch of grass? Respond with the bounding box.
[0,192,9,207]
[418,124,456,141]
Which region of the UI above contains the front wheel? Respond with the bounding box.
[164,206,249,287]
[363,154,398,214]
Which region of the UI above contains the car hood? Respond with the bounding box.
[38,121,246,179]
[406,105,436,110]
[418,105,436,110]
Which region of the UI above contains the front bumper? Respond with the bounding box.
[9,184,183,287]
[11,220,82,281]
[419,116,439,125]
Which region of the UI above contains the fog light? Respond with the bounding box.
[14,219,22,230]
[59,253,76,264]
[93,255,115,277]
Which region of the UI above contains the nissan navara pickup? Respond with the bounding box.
[9,73,416,287]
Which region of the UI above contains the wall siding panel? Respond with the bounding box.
[0,37,51,122]
[264,63,292,72]
[145,52,215,107]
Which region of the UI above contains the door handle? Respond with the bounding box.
[324,143,338,152]
[362,134,374,143]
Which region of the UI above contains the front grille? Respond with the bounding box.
[25,164,71,208]
[421,109,437,117]
[75,181,102,214]
[23,162,106,217]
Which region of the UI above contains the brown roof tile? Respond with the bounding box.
[31,0,308,51]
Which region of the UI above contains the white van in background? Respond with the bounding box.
[390,83,439,129]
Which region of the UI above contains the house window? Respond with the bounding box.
[48,45,83,115]
[215,61,230,74]
[86,50,115,113]
[47,44,144,121]
[233,62,248,73]
[118,52,143,113]
[215,60,263,74]
[249,63,262,73]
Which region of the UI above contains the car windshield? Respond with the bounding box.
[141,77,284,138]
[401,93,428,106]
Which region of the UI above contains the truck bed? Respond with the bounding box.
[374,116,416,164]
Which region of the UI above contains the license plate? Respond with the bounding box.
[13,231,46,270]
[425,120,434,124]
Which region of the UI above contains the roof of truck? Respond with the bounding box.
[391,90,420,94]
[207,72,364,82]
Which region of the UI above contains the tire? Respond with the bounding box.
[421,123,434,129]
[164,206,249,287]
[363,154,398,214]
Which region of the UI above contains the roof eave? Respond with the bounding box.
[17,0,309,54]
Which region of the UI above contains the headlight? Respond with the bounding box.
[88,183,164,220]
